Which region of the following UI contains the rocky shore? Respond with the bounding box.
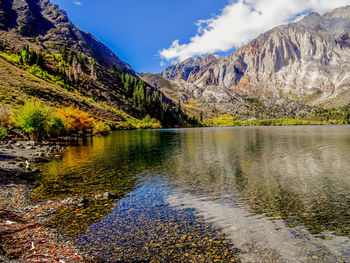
[0,140,65,172]
[0,140,96,262]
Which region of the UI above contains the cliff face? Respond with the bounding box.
[0,0,133,72]
[160,6,350,108]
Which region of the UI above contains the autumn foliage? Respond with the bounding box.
[11,101,109,141]
[55,106,94,134]
[93,120,111,135]
[0,107,11,140]
[0,107,12,127]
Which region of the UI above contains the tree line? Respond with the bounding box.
[114,71,200,127]
[18,45,44,67]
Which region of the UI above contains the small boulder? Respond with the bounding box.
[26,141,41,146]
[78,197,89,207]
[103,192,117,200]
[93,194,103,199]
[37,152,45,157]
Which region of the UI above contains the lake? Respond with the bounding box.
[36,126,350,262]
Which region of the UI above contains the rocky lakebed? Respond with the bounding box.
[0,140,101,262]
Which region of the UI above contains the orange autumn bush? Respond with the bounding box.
[55,106,94,134]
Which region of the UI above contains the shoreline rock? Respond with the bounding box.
[0,139,97,262]
[0,140,66,172]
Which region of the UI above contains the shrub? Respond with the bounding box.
[0,126,7,141]
[93,120,111,135]
[15,100,52,141]
[133,115,162,129]
[49,115,67,137]
[0,107,12,127]
[55,106,94,134]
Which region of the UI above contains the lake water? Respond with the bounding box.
[37,126,350,262]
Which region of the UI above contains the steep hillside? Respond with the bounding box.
[0,0,192,128]
[0,56,131,124]
[0,0,132,71]
[154,6,350,118]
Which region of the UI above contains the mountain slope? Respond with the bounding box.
[0,56,130,124]
[142,72,314,120]
[0,0,132,72]
[0,0,191,127]
[155,6,350,118]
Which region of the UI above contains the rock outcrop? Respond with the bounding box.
[0,0,133,72]
[159,6,350,111]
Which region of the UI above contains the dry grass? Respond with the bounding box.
[0,57,126,123]
[0,107,11,126]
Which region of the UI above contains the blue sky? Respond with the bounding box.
[51,0,348,73]
[51,0,231,73]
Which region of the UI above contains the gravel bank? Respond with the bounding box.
[0,140,96,262]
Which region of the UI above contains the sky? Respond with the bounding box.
[51,0,349,73]
[51,0,230,73]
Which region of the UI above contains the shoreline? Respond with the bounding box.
[0,140,96,262]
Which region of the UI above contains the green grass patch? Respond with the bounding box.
[208,114,347,127]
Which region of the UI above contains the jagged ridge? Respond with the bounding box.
[158,6,350,114]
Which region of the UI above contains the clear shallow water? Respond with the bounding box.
[38,126,350,262]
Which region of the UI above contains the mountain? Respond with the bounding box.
[0,0,190,128]
[150,6,350,119]
[0,0,132,71]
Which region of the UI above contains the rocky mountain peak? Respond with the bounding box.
[159,5,350,109]
[297,12,323,30]
[10,0,56,36]
[160,54,221,81]
[324,5,350,20]
[0,0,133,72]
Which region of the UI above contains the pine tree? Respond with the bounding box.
[68,49,74,65]
[36,51,44,67]
[62,45,68,62]
[21,46,29,63]
[29,51,37,65]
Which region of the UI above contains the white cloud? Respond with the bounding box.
[73,1,82,6]
[160,61,165,67]
[160,0,350,62]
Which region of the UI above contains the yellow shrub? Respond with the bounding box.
[56,106,94,134]
[93,120,111,135]
[132,115,162,129]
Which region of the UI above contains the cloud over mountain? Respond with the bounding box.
[160,0,350,62]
